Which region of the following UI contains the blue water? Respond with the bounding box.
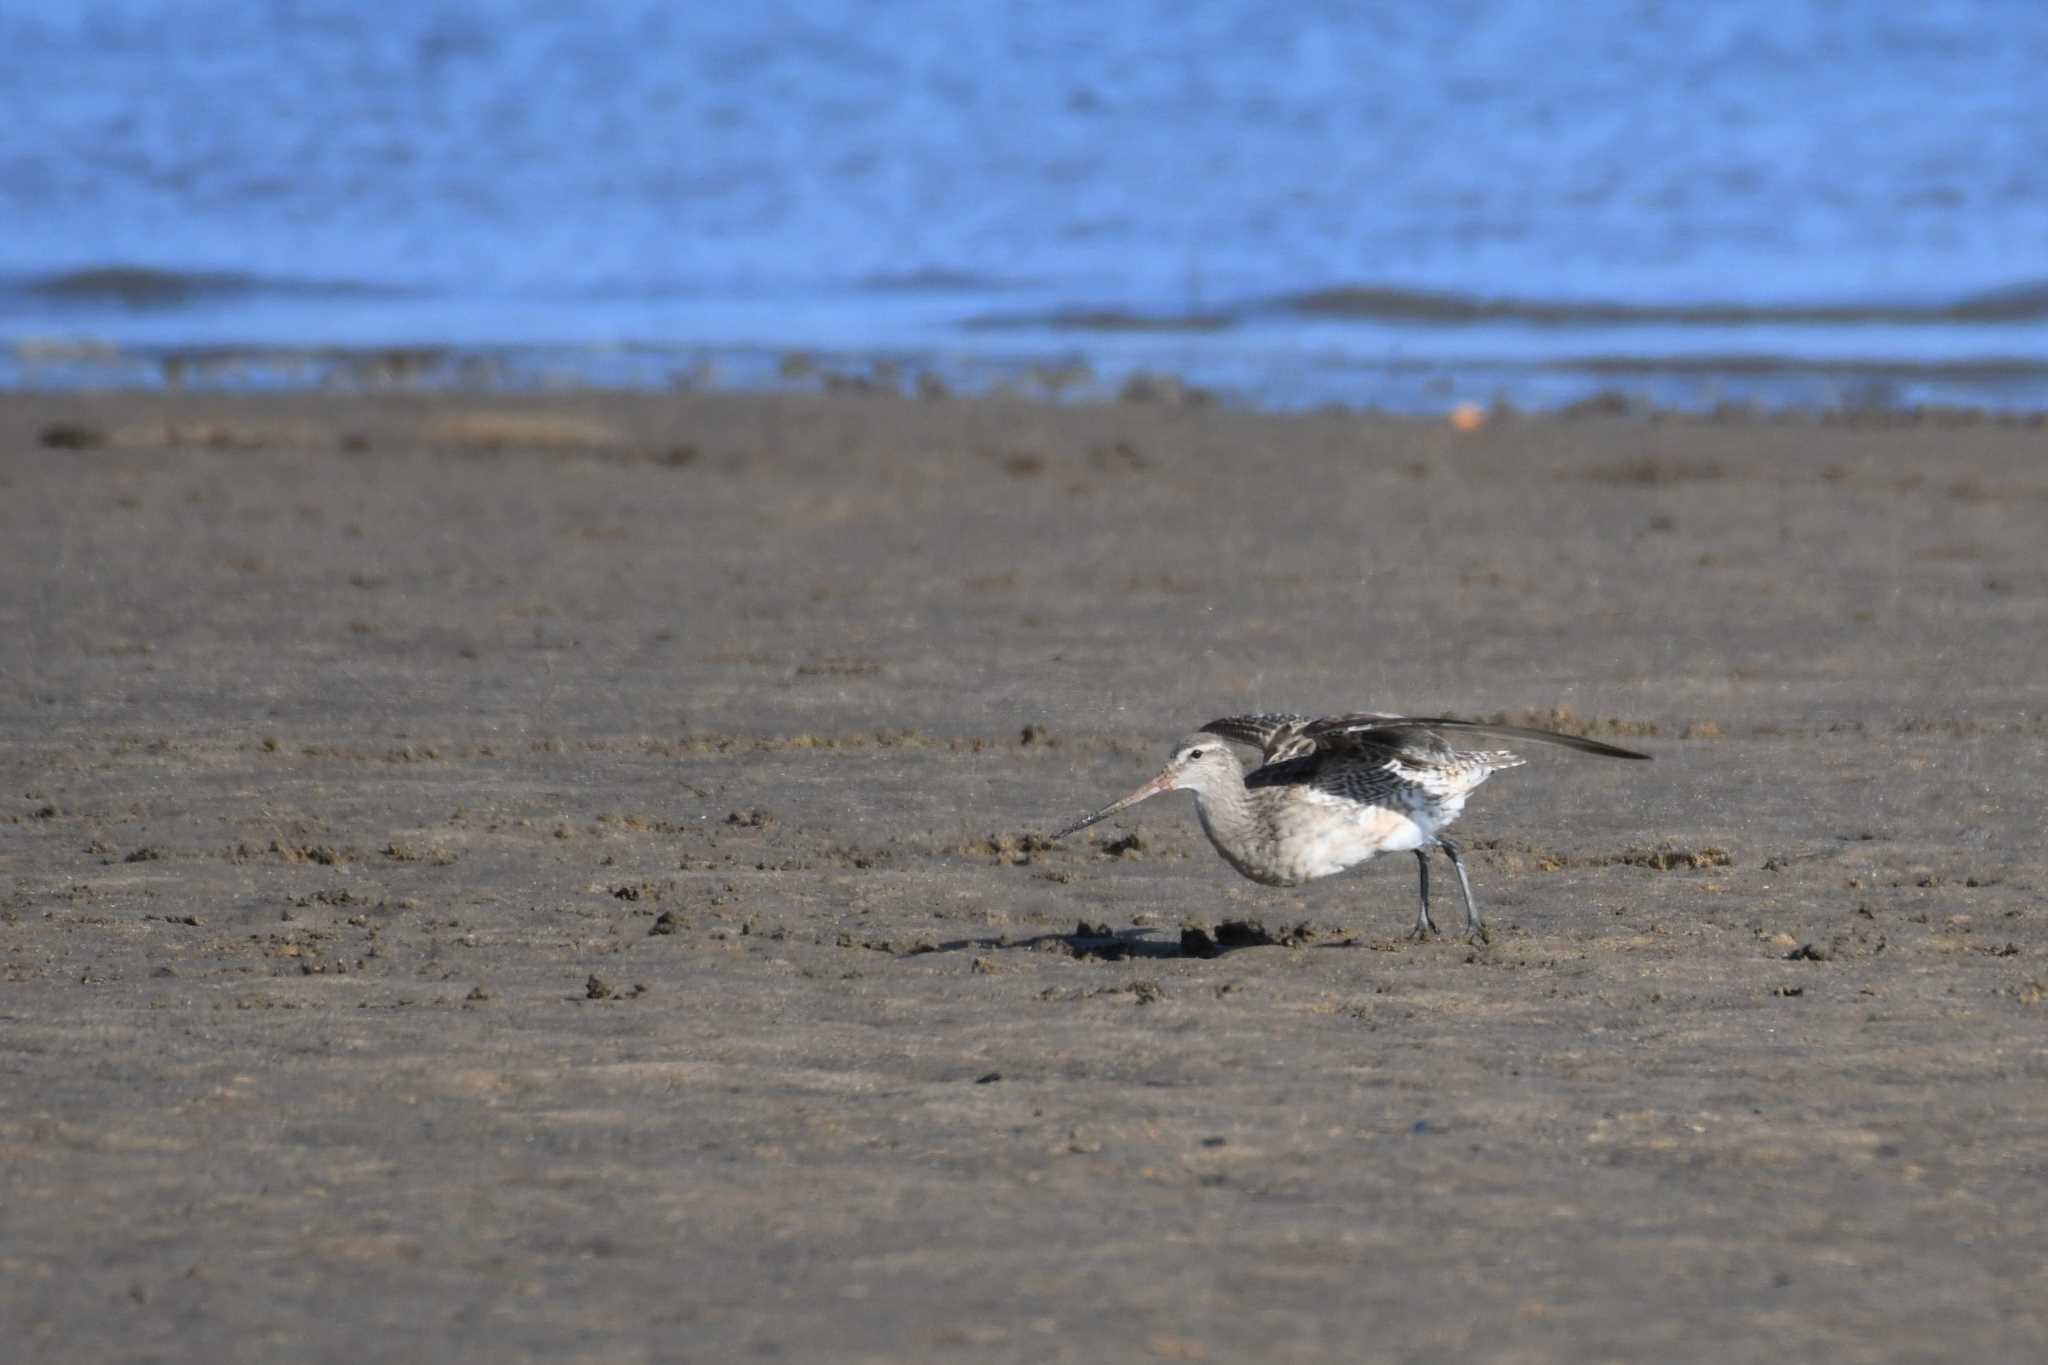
[5,0,2048,411]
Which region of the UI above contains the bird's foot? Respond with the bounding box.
[1462,924,1492,947]
[1409,921,1441,942]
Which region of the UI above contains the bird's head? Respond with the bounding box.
[1048,733,1242,840]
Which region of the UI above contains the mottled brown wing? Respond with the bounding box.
[1300,714,1651,761]
[1198,713,1316,762]
[1243,747,1421,806]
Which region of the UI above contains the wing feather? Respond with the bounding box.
[1301,714,1650,762]
[1199,713,1316,762]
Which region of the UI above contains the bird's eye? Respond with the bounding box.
[1187,748,1205,759]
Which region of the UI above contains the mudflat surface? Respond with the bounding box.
[3,391,2045,1363]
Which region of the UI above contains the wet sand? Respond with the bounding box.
[3,389,2045,1362]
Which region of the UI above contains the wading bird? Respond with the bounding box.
[1049,713,1650,942]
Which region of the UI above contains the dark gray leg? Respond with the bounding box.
[1411,849,1439,938]
[1438,837,1487,943]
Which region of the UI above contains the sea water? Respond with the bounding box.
[5,0,2046,411]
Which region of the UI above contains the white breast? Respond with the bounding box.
[1201,792,1432,886]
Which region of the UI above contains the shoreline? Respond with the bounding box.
[11,334,2048,418]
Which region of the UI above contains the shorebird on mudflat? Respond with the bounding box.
[1048,712,1650,943]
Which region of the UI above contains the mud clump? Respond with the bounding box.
[270,840,354,866]
[1064,921,1130,961]
[960,833,1054,865]
[1606,846,1732,871]
[1473,840,1731,873]
[1061,980,1166,1004]
[1180,919,1315,957]
[823,846,887,870]
[384,841,455,865]
[793,657,881,678]
[41,424,106,449]
[836,932,938,955]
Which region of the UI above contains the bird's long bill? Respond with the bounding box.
[1048,769,1176,841]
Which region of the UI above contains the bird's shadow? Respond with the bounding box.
[926,918,1332,962]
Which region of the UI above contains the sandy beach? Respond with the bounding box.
[3,388,2045,1362]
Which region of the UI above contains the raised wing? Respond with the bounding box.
[1198,712,1318,762]
[1300,714,1651,762]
